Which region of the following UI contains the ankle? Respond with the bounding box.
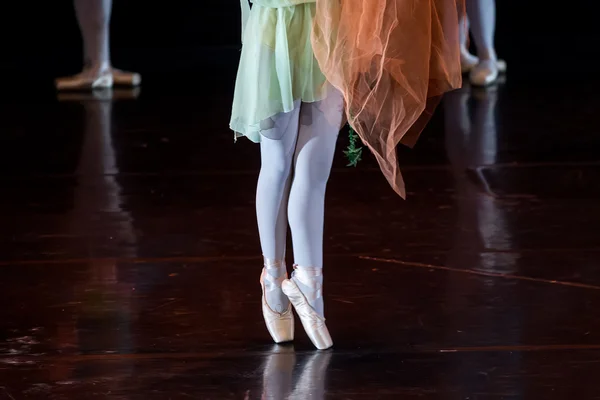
[477,49,497,62]
[84,61,110,74]
[263,257,287,277]
[292,265,323,286]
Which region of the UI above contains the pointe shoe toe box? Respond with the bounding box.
[262,301,294,343]
[282,279,333,350]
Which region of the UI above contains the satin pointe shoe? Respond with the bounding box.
[55,68,113,91]
[260,259,294,343]
[282,265,332,350]
[461,53,507,75]
[469,59,499,86]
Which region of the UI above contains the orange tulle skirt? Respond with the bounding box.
[312,0,464,197]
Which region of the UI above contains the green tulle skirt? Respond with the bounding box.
[230,0,328,142]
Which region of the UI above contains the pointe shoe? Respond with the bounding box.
[112,68,142,87]
[461,52,507,74]
[469,59,499,87]
[260,263,294,344]
[282,266,332,350]
[55,68,113,91]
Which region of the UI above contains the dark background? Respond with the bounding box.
[0,1,597,81]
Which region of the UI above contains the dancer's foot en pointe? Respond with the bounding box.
[282,265,332,350]
[261,258,294,343]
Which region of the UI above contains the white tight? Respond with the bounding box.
[74,0,112,71]
[461,0,497,61]
[256,90,344,269]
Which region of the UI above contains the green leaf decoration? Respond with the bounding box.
[344,125,363,167]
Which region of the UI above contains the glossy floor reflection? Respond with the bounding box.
[1,74,600,399]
